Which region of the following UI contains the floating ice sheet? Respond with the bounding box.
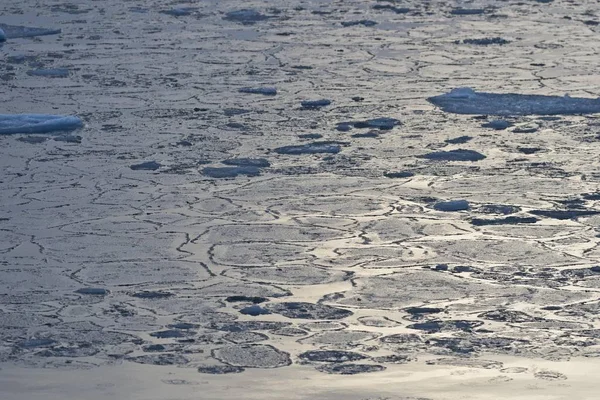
[0,114,83,135]
[428,87,600,115]
[0,23,61,39]
[27,68,69,78]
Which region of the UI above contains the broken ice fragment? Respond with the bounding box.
[240,305,271,316]
[0,23,61,38]
[433,200,470,212]
[274,141,342,155]
[239,87,277,96]
[202,166,261,178]
[341,20,377,27]
[353,118,400,130]
[301,99,331,109]
[428,88,600,115]
[224,9,270,25]
[222,158,270,168]
[482,120,512,130]
[130,161,161,171]
[27,68,69,78]
[75,288,109,295]
[0,114,83,135]
[459,37,510,45]
[419,149,486,161]
[160,8,196,17]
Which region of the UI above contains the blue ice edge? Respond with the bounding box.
[0,115,83,135]
[427,87,600,115]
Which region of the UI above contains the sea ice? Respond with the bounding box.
[433,200,470,212]
[428,87,600,115]
[274,141,342,155]
[0,114,83,135]
[27,68,69,78]
[301,99,332,109]
[239,87,277,96]
[0,28,6,42]
[0,23,61,39]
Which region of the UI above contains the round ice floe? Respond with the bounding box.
[212,344,291,368]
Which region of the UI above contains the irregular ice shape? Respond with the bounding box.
[203,166,261,178]
[224,9,270,25]
[445,135,472,144]
[433,200,470,211]
[372,5,410,13]
[222,158,270,168]
[301,99,332,109]
[0,114,83,135]
[130,161,161,171]
[451,8,486,15]
[482,120,512,130]
[419,149,486,161]
[354,117,401,130]
[341,20,377,27]
[428,88,600,115]
[0,28,6,42]
[459,37,510,46]
[0,23,61,39]
[27,68,69,78]
[239,87,277,96]
[160,7,197,16]
[274,141,342,155]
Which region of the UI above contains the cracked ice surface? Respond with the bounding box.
[2,0,600,399]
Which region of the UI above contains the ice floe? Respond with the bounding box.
[428,87,600,115]
[0,114,83,135]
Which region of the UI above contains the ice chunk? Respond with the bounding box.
[27,68,69,78]
[428,88,600,115]
[419,149,486,161]
[451,8,486,15]
[0,114,83,135]
[222,158,270,168]
[301,99,332,109]
[341,20,377,27]
[353,117,401,130]
[224,9,271,25]
[160,7,197,17]
[0,23,61,39]
[274,141,342,155]
[433,200,470,212]
[130,161,161,171]
[202,166,261,178]
[482,120,512,130]
[239,87,277,96]
[459,37,510,46]
[0,28,6,42]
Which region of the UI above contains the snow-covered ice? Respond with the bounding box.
[0,114,83,135]
[428,87,600,115]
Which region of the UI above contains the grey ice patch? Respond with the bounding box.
[428,88,600,115]
[202,166,261,178]
[212,344,291,368]
[239,87,277,96]
[316,363,385,375]
[0,24,61,38]
[274,141,342,155]
[266,302,353,320]
[26,68,69,78]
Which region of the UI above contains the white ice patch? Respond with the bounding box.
[0,114,83,135]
